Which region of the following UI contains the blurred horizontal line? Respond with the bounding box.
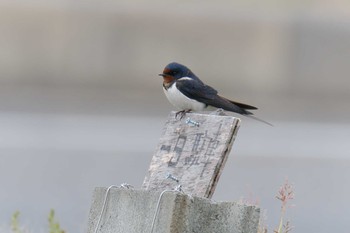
[0,112,349,159]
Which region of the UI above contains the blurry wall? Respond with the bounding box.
[0,0,350,121]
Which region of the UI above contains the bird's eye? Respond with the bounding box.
[171,71,177,75]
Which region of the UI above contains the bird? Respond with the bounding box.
[159,62,272,125]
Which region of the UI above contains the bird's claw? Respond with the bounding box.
[175,109,192,120]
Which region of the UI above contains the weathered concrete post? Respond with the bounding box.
[86,112,260,233]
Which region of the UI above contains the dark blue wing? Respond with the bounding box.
[176,78,254,115]
[176,78,218,102]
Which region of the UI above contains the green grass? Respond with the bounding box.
[48,210,65,233]
[10,211,21,233]
[10,209,66,233]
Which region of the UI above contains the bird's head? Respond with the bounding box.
[159,62,194,85]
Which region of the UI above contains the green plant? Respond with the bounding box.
[48,209,65,233]
[11,211,22,233]
[9,209,66,233]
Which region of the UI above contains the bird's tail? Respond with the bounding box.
[226,99,258,110]
[244,114,274,126]
[210,95,272,125]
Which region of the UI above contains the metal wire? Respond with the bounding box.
[93,176,182,233]
[94,184,133,233]
[150,173,184,233]
[150,189,180,233]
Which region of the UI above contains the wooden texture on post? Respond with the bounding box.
[142,111,240,198]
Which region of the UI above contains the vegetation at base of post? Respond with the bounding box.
[11,211,21,233]
[239,179,295,233]
[48,210,65,233]
[9,209,66,233]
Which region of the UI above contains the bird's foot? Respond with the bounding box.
[175,109,192,120]
[210,108,226,116]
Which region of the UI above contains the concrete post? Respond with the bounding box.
[87,187,260,233]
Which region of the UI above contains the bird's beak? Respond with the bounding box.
[158,73,166,77]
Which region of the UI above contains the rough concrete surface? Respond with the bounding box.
[87,187,260,233]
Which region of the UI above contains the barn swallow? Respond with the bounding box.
[159,62,272,125]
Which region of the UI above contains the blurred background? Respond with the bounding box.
[0,0,350,232]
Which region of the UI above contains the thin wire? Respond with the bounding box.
[150,189,180,233]
[93,178,182,233]
[150,174,183,232]
[94,184,133,233]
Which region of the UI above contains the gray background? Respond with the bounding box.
[0,0,349,232]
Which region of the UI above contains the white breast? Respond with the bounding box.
[163,82,206,111]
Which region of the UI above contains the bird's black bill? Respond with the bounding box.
[158,73,166,77]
